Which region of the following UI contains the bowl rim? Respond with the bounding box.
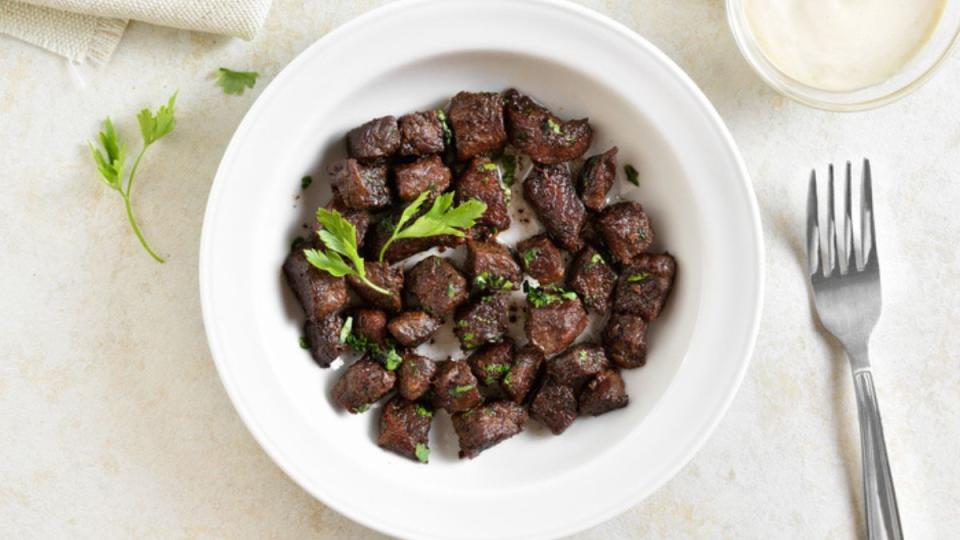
[725,0,960,112]
[199,0,765,537]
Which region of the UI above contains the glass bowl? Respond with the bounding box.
[726,0,960,111]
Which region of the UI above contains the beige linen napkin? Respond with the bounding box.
[0,0,272,64]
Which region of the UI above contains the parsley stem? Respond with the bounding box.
[123,145,165,263]
[378,238,395,263]
[362,275,392,296]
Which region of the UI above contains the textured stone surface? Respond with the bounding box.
[2,0,959,537]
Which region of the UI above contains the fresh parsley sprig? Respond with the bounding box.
[523,281,578,308]
[88,93,177,263]
[305,208,391,295]
[377,191,487,262]
[216,68,259,96]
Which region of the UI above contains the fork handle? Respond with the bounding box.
[853,369,903,540]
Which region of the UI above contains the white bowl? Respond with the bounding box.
[199,1,764,538]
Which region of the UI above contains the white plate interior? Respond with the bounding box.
[200,1,762,539]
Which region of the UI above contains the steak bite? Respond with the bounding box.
[332,356,396,412]
[503,345,545,403]
[378,396,433,462]
[454,293,510,350]
[567,246,617,312]
[517,234,565,285]
[547,343,610,388]
[578,369,629,416]
[613,253,677,321]
[467,340,514,387]
[523,163,586,251]
[602,312,648,368]
[404,256,469,319]
[397,353,437,401]
[398,110,445,157]
[349,308,388,346]
[366,210,464,263]
[394,155,452,202]
[525,292,588,355]
[448,91,507,160]
[346,115,401,162]
[503,88,593,165]
[596,202,654,263]
[328,159,392,210]
[452,401,528,459]
[283,241,348,321]
[456,157,511,233]
[577,147,618,211]
[432,360,483,413]
[465,239,521,292]
[303,314,346,368]
[530,379,578,435]
[347,261,404,312]
[387,311,441,347]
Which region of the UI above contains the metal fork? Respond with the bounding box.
[807,160,902,540]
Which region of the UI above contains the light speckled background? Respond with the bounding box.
[2,1,958,538]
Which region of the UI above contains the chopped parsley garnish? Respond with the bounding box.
[415,443,430,463]
[546,118,562,134]
[591,253,605,265]
[522,248,540,266]
[339,316,353,343]
[290,236,305,250]
[383,349,403,371]
[503,371,513,388]
[462,332,476,343]
[415,404,433,418]
[483,363,511,385]
[449,384,475,397]
[343,331,403,370]
[301,175,313,189]
[625,164,640,186]
[447,283,457,298]
[352,404,370,413]
[627,272,651,283]
[474,272,514,291]
[479,162,498,172]
[525,282,578,307]
[457,319,468,328]
[499,153,517,186]
[299,336,310,349]
[578,350,589,362]
[436,109,453,146]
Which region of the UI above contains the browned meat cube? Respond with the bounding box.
[567,246,617,312]
[397,353,437,401]
[547,344,610,388]
[596,202,654,263]
[346,116,400,162]
[578,369,629,416]
[350,309,388,346]
[454,293,510,350]
[503,89,592,165]
[602,312,648,368]
[448,91,507,160]
[378,396,433,462]
[525,295,588,355]
[404,256,469,319]
[328,159,392,210]
[365,211,464,263]
[612,253,676,321]
[467,340,514,387]
[332,356,396,413]
[303,314,346,368]
[398,110,445,157]
[393,155,452,202]
[432,360,483,413]
[283,241,348,321]
[347,261,404,312]
[315,198,371,248]
[456,157,511,233]
[504,345,544,403]
[517,234,565,284]
[387,311,440,347]
[465,239,521,292]
[577,147,618,211]
[530,379,578,435]
[579,212,605,250]
[452,401,527,459]
[523,163,586,251]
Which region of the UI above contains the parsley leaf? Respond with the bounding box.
[378,191,487,261]
[436,109,452,146]
[447,283,457,298]
[499,153,517,186]
[625,164,640,186]
[307,208,391,295]
[216,68,259,96]
[415,404,433,418]
[479,162,498,172]
[415,443,430,463]
[352,404,370,413]
[299,336,310,349]
[339,316,353,343]
[449,384,475,397]
[474,272,513,291]
[383,348,403,371]
[525,283,578,308]
[301,175,313,189]
[627,272,651,283]
[87,93,177,263]
[546,118,562,134]
[522,248,540,266]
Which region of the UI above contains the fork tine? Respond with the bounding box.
[827,164,838,276]
[806,170,820,276]
[843,161,854,272]
[862,159,878,268]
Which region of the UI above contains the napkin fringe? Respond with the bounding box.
[85,16,126,64]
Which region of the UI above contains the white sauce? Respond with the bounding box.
[744,0,947,92]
